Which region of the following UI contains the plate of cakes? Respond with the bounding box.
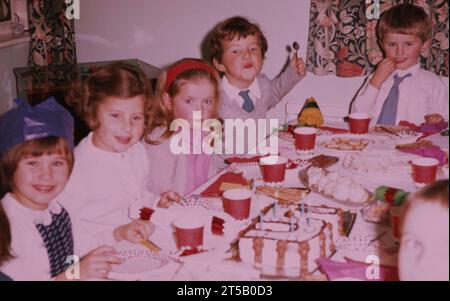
[299,167,374,207]
[317,135,374,153]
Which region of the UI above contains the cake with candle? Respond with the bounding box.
[233,203,355,279]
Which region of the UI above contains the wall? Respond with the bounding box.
[0,43,28,114]
[75,0,367,123]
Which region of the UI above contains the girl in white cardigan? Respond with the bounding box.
[59,63,180,249]
[0,98,153,280]
[143,59,220,196]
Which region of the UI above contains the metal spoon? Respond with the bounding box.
[293,42,300,57]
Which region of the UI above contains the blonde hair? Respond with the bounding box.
[0,137,74,198]
[66,62,152,130]
[144,58,220,145]
[378,3,432,43]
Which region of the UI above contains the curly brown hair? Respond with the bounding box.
[378,3,432,43]
[209,16,268,65]
[66,62,153,130]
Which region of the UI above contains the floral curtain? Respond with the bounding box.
[27,0,77,67]
[306,0,449,77]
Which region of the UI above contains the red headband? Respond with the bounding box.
[164,60,217,93]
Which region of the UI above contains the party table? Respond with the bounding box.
[111,123,449,281]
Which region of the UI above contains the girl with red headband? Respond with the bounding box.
[144,58,221,196]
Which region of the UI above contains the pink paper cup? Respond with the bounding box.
[389,206,402,243]
[259,155,288,185]
[173,218,204,250]
[348,113,370,135]
[294,127,317,151]
[222,188,252,220]
[411,158,439,187]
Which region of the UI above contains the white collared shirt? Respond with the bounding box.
[1,194,60,280]
[221,76,261,108]
[352,64,449,125]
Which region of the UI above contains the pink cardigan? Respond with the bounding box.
[143,127,217,196]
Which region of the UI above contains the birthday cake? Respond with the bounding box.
[234,203,355,279]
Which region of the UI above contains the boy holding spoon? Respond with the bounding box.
[209,16,307,158]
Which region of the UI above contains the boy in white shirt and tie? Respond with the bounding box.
[351,3,448,126]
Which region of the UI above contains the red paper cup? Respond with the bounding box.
[287,119,298,134]
[389,206,402,243]
[411,158,439,187]
[222,188,252,220]
[294,127,317,151]
[348,113,370,135]
[173,218,204,249]
[259,155,287,185]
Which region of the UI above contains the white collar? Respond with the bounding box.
[390,63,420,79]
[4,193,63,226]
[221,76,261,101]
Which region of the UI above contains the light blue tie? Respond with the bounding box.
[239,90,255,113]
[377,73,411,125]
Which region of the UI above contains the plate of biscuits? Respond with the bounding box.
[317,135,374,153]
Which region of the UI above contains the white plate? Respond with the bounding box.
[299,168,374,208]
[342,153,415,178]
[316,135,375,154]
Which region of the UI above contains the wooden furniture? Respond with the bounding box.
[14,59,160,144]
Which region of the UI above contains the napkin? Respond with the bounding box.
[399,120,449,137]
[316,257,399,281]
[399,145,447,166]
[211,216,225,235]
[139,207,155,220]
[225,155,303,170]
[420,121,449,136]
[200,172,250,197]
[225,155,265,165]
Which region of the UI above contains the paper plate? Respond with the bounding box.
[109,247,173,281]
[177,195,224,213]
[342,153,415,178]
[278,128,333,142]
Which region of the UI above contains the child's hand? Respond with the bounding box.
[69,246,123,280]
[370,58,396,89]
[291,53,307,78]
[425,113,445,124]
[157,191,181,208]
[113,220,155,243]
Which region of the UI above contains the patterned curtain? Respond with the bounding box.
[306,0,449,77]
[27,0,77,66]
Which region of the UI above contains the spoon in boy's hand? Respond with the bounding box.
[293,42,300,58]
